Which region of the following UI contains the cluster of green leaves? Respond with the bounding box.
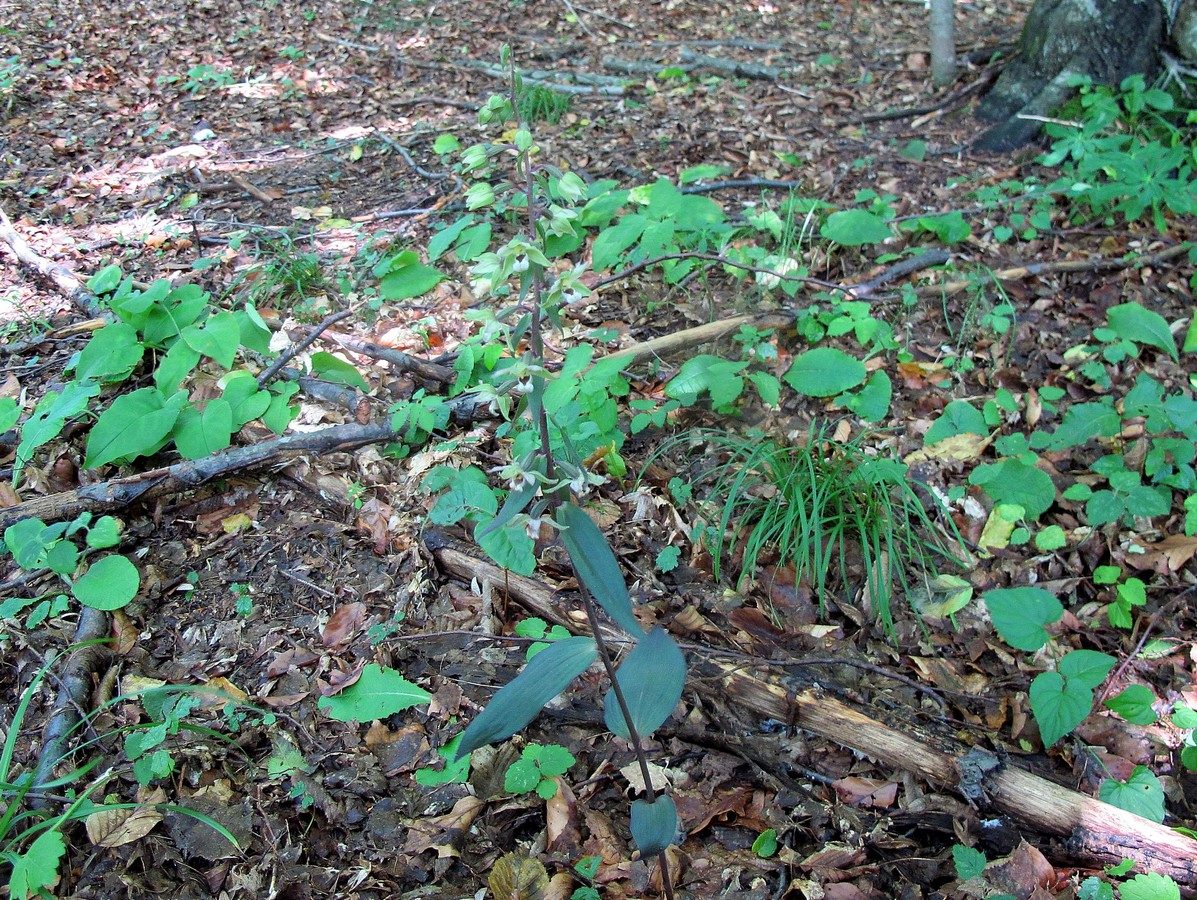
[8,266,301,488]
[1,664,241,899]
[1,513,136,627]
[503,742,576,798]
[983,582,1192,819]
[1042,75,1197,234]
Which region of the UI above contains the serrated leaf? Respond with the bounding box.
[558,502,644,637]
[1030,670,1092,747]
[630,795,678,856]
[316,663,432,722]
[71,554,140,610]
[604,627,686,740]
[1107,302,1178,360]
[952,844,987,880]
[454,636,597,759]
[983,586,1063,651]
[784,347,866,397]
[8,829,65,899]
[1099,765,1166,823]
[535,744,575,777]
[969,458,1056,519]
[1120,873,1181,900]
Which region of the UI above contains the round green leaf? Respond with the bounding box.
[784,347,866,398]
[71,554,140,610]
[630,795,678,856]
[820,209,892,246]
[983,586,1062,651]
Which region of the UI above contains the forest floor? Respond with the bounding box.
[1,0,1196,898]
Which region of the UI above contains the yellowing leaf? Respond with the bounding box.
[978,504,1021,554]
[904,431,993,463]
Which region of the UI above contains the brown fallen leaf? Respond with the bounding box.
[86,787,166,847]
[488,852,549,900]
[322,601,367,649]
[1125,534,1197,574]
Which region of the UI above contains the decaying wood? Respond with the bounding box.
[0,206,105,317]
[0,420,399,531]
[422,530,1197,887]
[31,607,112,807]
[296,328,455,384]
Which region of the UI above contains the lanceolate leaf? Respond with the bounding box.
[316,663,432,722]
[557,503,644,637]
[454,636,597,760]
[630,795,678,856]
[604,627,686,740]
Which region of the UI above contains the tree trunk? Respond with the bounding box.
[929,0,958,87]
[974,0,1165,151]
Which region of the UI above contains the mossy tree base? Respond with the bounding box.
[974,0,1165,152]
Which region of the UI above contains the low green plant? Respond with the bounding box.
[656,424,963,633]
[503,742,575,799]
[0,659,240,899]
[1,513,139,627]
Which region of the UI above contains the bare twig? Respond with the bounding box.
[257,309,354,388]
[0,206,105,317]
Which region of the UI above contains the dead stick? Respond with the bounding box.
[0,206,105,317]
[227,173,278,205]
[423,533,1197,886]
[258,309,354,388]
[301,329,454,383]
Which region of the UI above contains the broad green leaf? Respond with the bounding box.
[1099,766,1165,823]
[558,502,644,637]
[454,636,598,759]
[604,627,686,739]
[316,663,432,722]
[85,516,123,549]
[747,371,780,406]
[15,380,101,484]
[1030,670,1092,746]
[427,215,475,262]
[72,323,144,383]
[1057,649,1115,690]
[952,844,987,880]
[153,340,201,395]
[174,399,234,460]
[1120,873,1181,900]
[1030,401,1120,451]
[221,372,271,428]
[8,829,65,899]
[0,396,19,432]
[310,351,370,391]
[430,479,497,525]
[455,222,492,261]
[504,757,541,793]
[969,458,1056,519]
[1104,684,1158,725]
[4,518,52,569]
[983,586,1062,651]
[752,828,779,858]
[842,370,891,422]
[678,163,730,184]
[820,209,891,246]
[180,311,239,368]
[87,263,124,294]
[263,382,299,433]
[1033,525,1067,551]
[784,347,866,397]
[1107,302,1178,360]
[591,214,646,271]
[476,519,536,576]
[665,355,747,407]
[85,388,187,469]
[141,283,208,346]
[71,554,140,610]
[630,795,678,856]
[235,304,274,355]
[379,253,445,301]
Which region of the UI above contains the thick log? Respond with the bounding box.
[423,531,1197,887]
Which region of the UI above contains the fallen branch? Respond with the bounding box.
[0,420,399,531]
[227,173,280,205]
[258,309,354,388]
[680,178,804,196]
[422,532,1197,887]
[295,328,455,384]
[31,607,111,807]
[919,242,1193,298]
[0,206,105,317]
